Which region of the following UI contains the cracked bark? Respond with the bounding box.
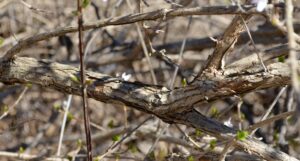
[0,56,298,161]
[203,14,253,72]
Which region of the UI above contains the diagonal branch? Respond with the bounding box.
[173,109,298,161]
[200,13,252,74]
[0,56,298,161]
[0,56,295,114]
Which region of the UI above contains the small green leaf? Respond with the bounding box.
[94,156,101,161]
[86,79,94,85]
[224,0,232,5]
[278,56,285,63]
[82,0,90,8]
[2,104,9,113]
[0,37,4,46]
[287,116,294,124]
[53,103,61,111]
[70,74,80,83]
[67,112,74,121]
[195,129,202,137]
[112,134,121,142]
[129,143,138,153]
[187,155,195,161]
[273,131,279,143]
[240,113,246,121]
[236,130,249,141]
[209,139,217,150]
[71,10,78,16]
[67,155,72,161]
[146,151,155,160]
[114,154,120,160]
[271,17,280,26]
[25,83,32,88]
[77,139,83,147]
[210,107,219,118]
[108,120,115,128]
[182,78,187,87]
[157,149,167,161]
[18,146,25,153]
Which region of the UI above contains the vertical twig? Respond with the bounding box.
[240,15,268,72]
[56,95,73,156]
[169,16,192,89]
[285,0,299,93]
[125,0,158,85]
[218,99,242,161]
[77,0,92,160]
[237,100,243,130]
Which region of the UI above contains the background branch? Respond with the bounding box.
[2,4,271,59]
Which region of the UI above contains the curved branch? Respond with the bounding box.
[2,4,270,59]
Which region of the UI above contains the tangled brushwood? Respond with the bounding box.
[0,0,300,161]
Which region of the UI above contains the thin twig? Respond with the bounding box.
[0,86,28,120]
[0,151,68,161]
[56,95,73,156]
[125,0,158,84]
[218,139,235,161]
[20,0,53,14]
[240,15,268,72]
[267,15,300,44]
[169,16,192,89]
[2,4,272,59]
[250,86,287,135]
[218,99,242,161]
[144,124,170,159]
[97,116,152,160]
[285,0,300,113]
[77,1,92,160]
[237,100,243,130]
[248,111,295,132]
[175,124,201,149]
[55,108,105,131]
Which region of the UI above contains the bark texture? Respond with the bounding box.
[0,56,298,161]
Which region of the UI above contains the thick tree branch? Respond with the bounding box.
[0,56,298,161]
[0,56,295,114]
[201,14,252,73]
